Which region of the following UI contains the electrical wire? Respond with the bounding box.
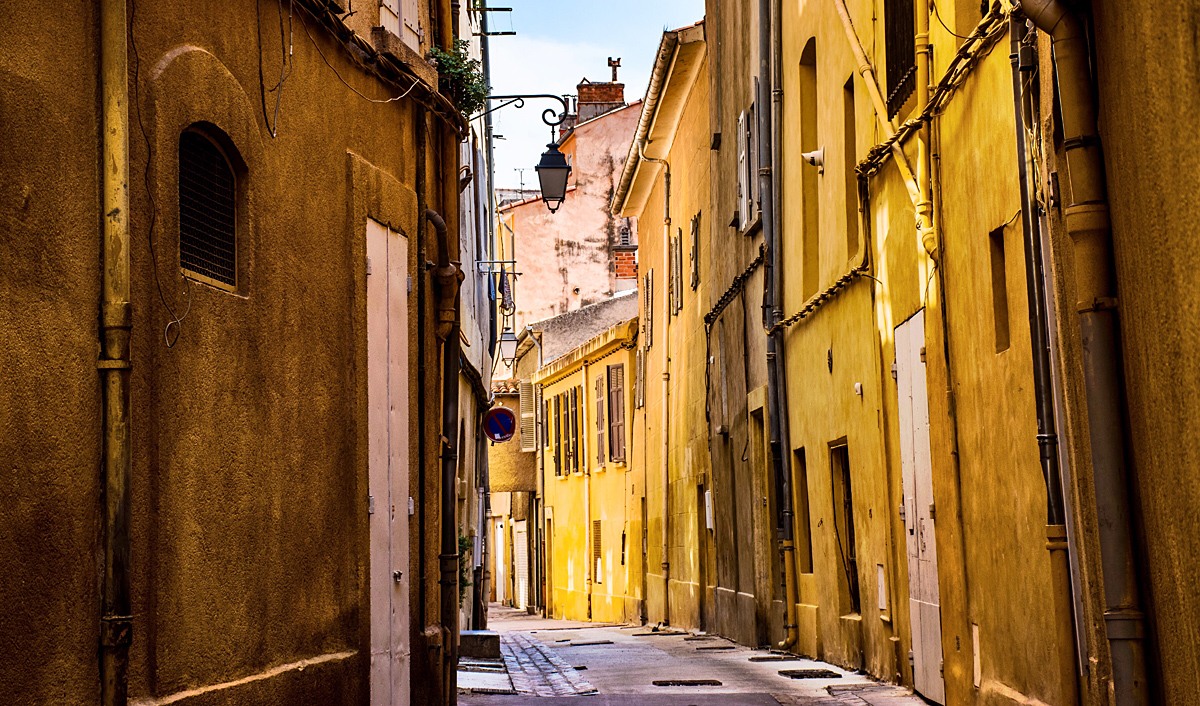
[130,0,192,348]
[931,0,972,40]
[297,9,420,104]
[255,0,293,138]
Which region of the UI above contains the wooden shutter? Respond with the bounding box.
[690,212,700,290]
[596,375,606,467]
[553,394,562,475]
[519,381,536,451]
[570,387,579,474]
[635,348,645,409]
[643,269,654,349]
[673,232,684,315]
[609,364,626,462]
[737,110,748,226]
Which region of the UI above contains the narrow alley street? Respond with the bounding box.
[459,606,926,705]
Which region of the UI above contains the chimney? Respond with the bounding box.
[576,57,625,123]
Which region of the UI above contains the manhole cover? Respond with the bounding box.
[749,655,804,662]
[684,636,715,641]
[779,669,841,679]
[695,645,735,651]
[653,679,723,687]
[632,631,686,637]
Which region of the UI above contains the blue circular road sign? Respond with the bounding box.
[483,406,517,443]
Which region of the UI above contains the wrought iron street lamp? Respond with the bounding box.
[498,327,520,368]
[476,94,574,213]
[535,143,571,213]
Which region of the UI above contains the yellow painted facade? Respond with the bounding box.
[773,1,1076,701]
[608,0,1188,703]
[617,22,714,634]
[535,320,643,624]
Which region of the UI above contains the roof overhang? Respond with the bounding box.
[610,21,706,217]
[532,318,639,386]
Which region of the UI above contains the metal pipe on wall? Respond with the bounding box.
[638,140,672,626]
[913,0,936,257]
[99,0,133,704]
[429,203,463,706]
[1019,1,1151,703]
[758,0,796,652]
[1009,17,1080,706]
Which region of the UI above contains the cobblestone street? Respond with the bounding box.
[460,606,928,705]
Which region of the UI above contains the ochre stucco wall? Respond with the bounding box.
[0,2,462,703]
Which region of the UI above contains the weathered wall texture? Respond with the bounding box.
[1091,5,1200,702]
[0,1,472,704]
[500,102,640,331]
[694,2,780,651]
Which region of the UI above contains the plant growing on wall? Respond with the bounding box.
[429,40,488,121]
[458,534,474,603]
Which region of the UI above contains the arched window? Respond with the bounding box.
[179,129,237,288]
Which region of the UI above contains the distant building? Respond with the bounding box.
[486,292,637,616]
[495,64,640,335]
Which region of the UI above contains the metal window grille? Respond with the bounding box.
[592,520,603,583]
[179,130,236,288]
[885,0,916,119]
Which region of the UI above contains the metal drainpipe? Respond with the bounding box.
[1019,2,1150,703]
[758,0,796,652]
[1009,17,1081,705]
[914,0,937,258]
[638,141,672,626]
[100,0,132,704]
[429,205,463,706]
[582,359,593,619]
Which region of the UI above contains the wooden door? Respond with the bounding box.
[367,219,410,706]
[895,309,945,704]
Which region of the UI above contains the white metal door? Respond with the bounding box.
[368,219,410,706]
[495,519,506,604]
[514,520,529,610]
[895,310,945,704]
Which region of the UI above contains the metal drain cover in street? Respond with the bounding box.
[684,635,715,641]
[695,645,735,651]
[653,679,723,687]
[779,669,841,679]
[749,655,804,662]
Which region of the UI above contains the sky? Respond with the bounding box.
[476,0,705,190]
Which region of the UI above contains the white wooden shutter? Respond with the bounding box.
[737,111,748,227]
[644,269,654,348]
[519,381,536,451]
[400,0,421,49]
[379,0,400,36]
